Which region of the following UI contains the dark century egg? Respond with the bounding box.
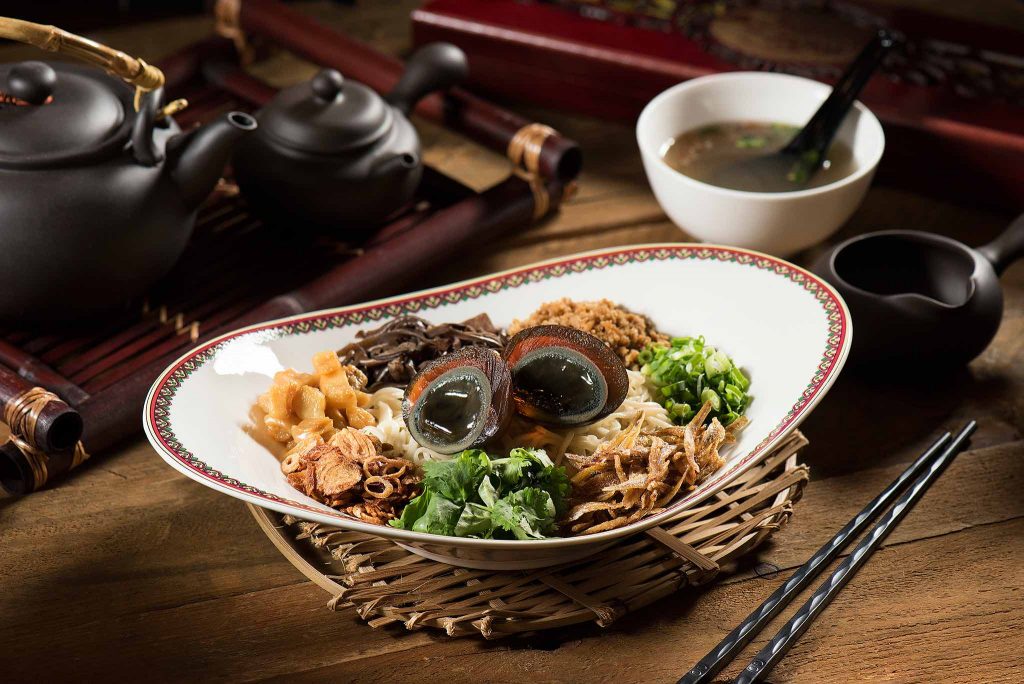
[402,346,512,454]
[503,325,628,426]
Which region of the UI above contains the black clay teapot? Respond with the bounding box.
[813,214,1024,367]
[234,42,468,233]
[0,19,257,324]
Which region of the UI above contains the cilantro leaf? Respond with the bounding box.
[490,488,556,540]
[491,449,532,490]
[535,464,572,517]
[411,492,462,536]
[454,502,493,537]
[390,490,432,530]
[421,449,491,505]
[477,475,500,507]
[397,448,570,540]
[390,490,463,536]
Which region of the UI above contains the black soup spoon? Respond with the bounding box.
[707,30,895,193]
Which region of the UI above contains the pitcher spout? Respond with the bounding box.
[165,111,258,211]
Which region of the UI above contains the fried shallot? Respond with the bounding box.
[284,427,420,525]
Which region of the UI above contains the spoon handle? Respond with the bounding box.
[783,30,895,167]
[978,213,1024,276]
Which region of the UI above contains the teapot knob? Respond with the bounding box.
[311,69,344,102]
[7,61,56,105]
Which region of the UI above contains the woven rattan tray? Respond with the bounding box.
[248,430,809,638]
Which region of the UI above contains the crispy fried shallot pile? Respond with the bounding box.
[564,402,747,535]
[283,428,420,524]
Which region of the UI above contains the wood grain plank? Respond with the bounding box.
[234,519,1024,684]
[728,440,1024,579]
[0,442,299,625]
[2,3,1023,684]
[2,441,1020,682]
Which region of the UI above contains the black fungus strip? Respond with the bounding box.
[337,315,506,390]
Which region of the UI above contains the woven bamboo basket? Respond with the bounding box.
[248,430,809,638]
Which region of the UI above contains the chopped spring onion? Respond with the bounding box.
[638,336,751,426]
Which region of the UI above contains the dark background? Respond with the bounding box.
[0,1,206,31]
[0,0,350,32]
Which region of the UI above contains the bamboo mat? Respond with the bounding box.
[249,430,809,638]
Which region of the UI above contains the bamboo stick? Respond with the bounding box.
[0,365,82,453]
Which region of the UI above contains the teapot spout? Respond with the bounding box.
[165,111,257,211]
[372,152,419,179]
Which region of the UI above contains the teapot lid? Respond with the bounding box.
[258,69,392,154]
[0,61,132,166]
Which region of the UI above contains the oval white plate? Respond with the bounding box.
[144,244,850,569]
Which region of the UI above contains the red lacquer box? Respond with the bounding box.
[413,0,1024,211]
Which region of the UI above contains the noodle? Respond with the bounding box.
[498,370,672,463]
[360,370,672,467]
[360,386,448,465]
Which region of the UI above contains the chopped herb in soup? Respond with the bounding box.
[660,121,855,193]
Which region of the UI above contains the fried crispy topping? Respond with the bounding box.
[564,401,747,535]
[284,428,421,525]
[252,351,376,462]
[508,299,668,368]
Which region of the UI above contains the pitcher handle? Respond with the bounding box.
[978,213,1024,276]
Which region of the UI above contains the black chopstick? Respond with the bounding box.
[678,430,953,684]
[732,420,977,684]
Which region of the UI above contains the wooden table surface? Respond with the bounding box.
[3,3,1023,682]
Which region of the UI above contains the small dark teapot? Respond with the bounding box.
[0,19,256,324]
[234,42,468,232]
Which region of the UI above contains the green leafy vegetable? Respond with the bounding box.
[490,488,555,540]
[533,458,571,517]
[391,447,571,539]
[394,489,433,530]
[420,449,491,505]
[491,447,534,489]
[400,491,463,536]
[454,502,494,537]
[638,336,751,426]
[736,135,767,149]
[787,149,821,185]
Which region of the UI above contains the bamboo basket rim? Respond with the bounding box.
[248,430,809,638]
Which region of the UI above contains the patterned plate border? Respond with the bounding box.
[144,244,850,547]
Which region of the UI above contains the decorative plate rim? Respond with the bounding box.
[143,243,851,549]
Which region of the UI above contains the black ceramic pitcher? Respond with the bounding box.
[813,214,1024,366]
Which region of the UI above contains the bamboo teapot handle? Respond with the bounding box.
[0,16,164,108]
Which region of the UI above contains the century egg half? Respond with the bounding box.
[402,346,512,454]
[503,325,628,426]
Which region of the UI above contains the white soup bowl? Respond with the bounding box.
[637,72,884,256]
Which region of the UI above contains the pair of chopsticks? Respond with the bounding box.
[680,421,977,684]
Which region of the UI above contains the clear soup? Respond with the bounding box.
[661,121,855,193]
